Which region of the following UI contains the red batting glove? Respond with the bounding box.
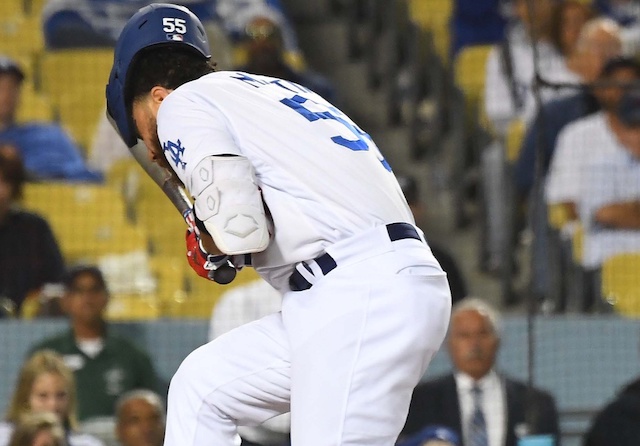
[185,228,212,280]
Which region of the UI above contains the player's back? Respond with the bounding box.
[157,71,415,290]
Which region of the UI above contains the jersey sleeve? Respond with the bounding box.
[156,89,242,188]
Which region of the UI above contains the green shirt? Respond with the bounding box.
[31,329,158,420]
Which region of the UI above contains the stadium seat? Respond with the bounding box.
[548,204,573,231]
[107,158,189,258]
[572,223,584,265]
[40,49,113,101]
[505,118,526,163]
[56,93,106,152]
[601,253,640,317]
[40,49,113,149]
[453,45,494,123]
[0,15,44,67]
[23,183,163,320]
[16,83,55,122]
[25,0,47,17]
[408,0,453,65]
[22,183,149,262]
[165,267,262,319]
[0,0,24,19]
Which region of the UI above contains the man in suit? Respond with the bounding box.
[401,298,560,446]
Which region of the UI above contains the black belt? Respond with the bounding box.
[289,222,421,291]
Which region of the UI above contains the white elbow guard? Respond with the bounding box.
[189,155,270,255]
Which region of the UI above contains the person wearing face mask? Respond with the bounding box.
[0,350,103,446]
[401,298,560,446]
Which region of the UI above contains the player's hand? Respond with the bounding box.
[185,227,237,285]
[184,206,237,284]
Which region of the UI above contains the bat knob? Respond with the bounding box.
[211,263,237,285]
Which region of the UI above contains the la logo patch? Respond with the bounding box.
[163,139,187,170]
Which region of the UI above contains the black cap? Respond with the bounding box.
[0,56,25,82]
[62,265,108,292]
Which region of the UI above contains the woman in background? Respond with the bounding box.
[0,350,102,446]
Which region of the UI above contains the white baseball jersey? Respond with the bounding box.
[157,71,414,292]
[158,72,452,446]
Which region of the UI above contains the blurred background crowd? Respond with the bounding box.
[1,0,640,445]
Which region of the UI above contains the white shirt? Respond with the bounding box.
[578,138,640,268]
[0,421,104,446]
[455,371,505,446]
[157,71,415,292]
[484,40,579,135]
[545,112,619,207]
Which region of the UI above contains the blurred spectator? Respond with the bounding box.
[216,0,297,51]
[115,390,164,446]
[237,13,336,103]
[546,57,640,227]
[397,425,461,446]
[513,19,622,302]
[576,86,640,271]
[396,174,467,304]
[42,0,217,49]
[583,375,640,446]
[208,281,290,446]
[483,0,580,134]
[8,412,66,446]
[0,56,102,182]
[0,146,65,317]
[29,265,160,421]
[515,18,622,199]
[401,298,559,446]
[594,0,640,55]
[550,1,596,59]
[451,0,507,57]
[0,349,103,445]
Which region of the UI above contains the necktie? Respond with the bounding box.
[469,385,489,446]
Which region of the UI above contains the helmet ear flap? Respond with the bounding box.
[106,3,211,148]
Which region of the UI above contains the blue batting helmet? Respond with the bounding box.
[106,3,211,147]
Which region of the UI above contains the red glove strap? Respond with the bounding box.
[185,229,212,280]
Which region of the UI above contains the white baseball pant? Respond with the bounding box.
[164,228,451,446]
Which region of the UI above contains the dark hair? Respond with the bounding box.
[127,45,216,106]
[0,55,25,83]
[0,144,26,200]
[63,264,107,292]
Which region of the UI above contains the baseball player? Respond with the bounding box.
[105,4,452,445]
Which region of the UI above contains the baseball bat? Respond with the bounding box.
[128,142,237,284]
[128,142,192,215]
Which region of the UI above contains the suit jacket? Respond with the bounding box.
[401,374,560,446]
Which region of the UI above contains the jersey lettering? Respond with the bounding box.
[280,94,391,171]
[231,73,310,95]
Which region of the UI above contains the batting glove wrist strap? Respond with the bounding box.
[185,230,237,284]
